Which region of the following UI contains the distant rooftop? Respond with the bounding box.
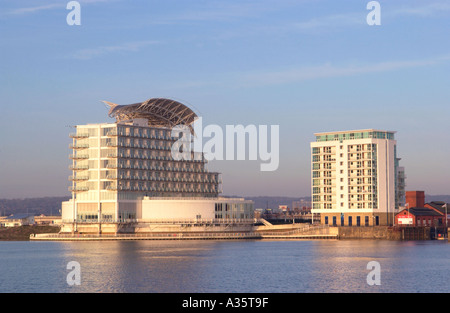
[6,213,34,220]
[402,207,442,217]
[314,129,396,142]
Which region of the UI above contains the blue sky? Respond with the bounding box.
[0,0,449,199]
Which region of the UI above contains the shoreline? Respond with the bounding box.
[0,225,60,241]
[2,225,447,242]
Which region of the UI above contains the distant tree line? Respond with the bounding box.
[0,197,70,216]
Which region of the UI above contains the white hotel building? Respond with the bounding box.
[61,98,254,234]
[311,129,406,227]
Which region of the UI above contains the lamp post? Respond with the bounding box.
[405,203,410,227]
[444,203,448,239]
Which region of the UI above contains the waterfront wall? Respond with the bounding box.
[337,226,401,240]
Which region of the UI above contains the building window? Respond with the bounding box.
[356,216,361,226]
[324,216,328,225]
[348,216,352,226]
[332,216,337,226]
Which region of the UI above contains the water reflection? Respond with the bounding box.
[59,241,227,292]
[0,240,448,293]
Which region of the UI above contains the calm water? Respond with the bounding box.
[0,239,448,293]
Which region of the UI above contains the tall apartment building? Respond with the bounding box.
[310,129,406,226]
[61,98,254,234]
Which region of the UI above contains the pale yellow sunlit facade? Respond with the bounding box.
[311,129,406,227]
[61,98,254,234]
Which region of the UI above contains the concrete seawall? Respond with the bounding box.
[30,225,445,241]
[30,224,339,241]
[337,226,401,240]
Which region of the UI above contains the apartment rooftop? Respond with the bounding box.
[314,129,396,142]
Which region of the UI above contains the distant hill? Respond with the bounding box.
[0,197,70,216]
[0,194,447,217]
[425,195,450,204]
[0,195,310,216]
[224,195,311,210]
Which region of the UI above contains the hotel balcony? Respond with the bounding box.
[68,186,89,192]
[106,142,119,147]
[69,133,89,139]
[69,165,89,171]
[68,175,89,181]
[69,144,89,150]
[106,130,118,136]
[69,154,89,160]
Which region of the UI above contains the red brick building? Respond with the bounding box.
[396,207,445,227]
[405,191,425,208]
[425,201,449,226]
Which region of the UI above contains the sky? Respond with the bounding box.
[0,0,449,199]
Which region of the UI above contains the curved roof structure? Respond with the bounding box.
[103,98,198,130]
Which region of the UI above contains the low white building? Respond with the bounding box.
[3,214,35,227]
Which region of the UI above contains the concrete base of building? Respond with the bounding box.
[59,220,255,234]
[319,212,397,227]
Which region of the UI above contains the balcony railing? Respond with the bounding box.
[69,144,89,150]
[69,133,89,139]
[68,176,89,181]
[69,165,89,171]
[69,154,89,160]
[105,185,218,193]
[68,186,89,192]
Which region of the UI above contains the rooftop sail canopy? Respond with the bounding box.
[103,98,198,130]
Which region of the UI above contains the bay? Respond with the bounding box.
[0,240,448,293]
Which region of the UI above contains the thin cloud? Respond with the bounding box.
[239,55,450,86]
[390,2,450,17]
[7,3,63,15]
[6,0,118,16]
[152,0,308,24]
[69,40,160,60]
